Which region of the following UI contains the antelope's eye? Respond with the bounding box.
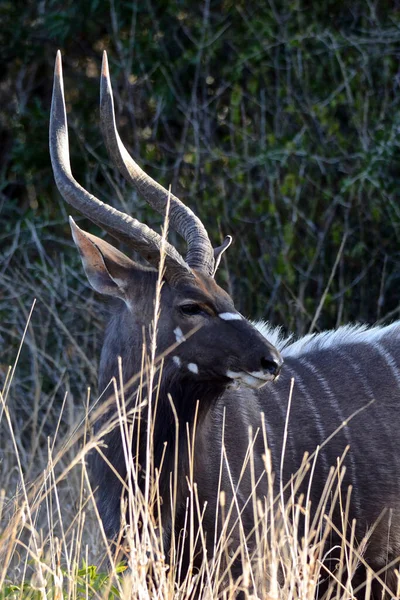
[180,303,208,317]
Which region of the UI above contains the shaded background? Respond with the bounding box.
[1,0,400,472]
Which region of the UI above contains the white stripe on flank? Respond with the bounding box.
[261,382,282,462]
[219,312,242,321]
[172,356,181,367]
[299,356,360,514]
[334,345,377,513]
[374,342,400,385]
[284,361,330,476]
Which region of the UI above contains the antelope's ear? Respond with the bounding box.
[213,235,232,276]
[69,216,136,299]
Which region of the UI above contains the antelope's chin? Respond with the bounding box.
[226,369,277,390]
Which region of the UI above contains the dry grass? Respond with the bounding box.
[1,343,394,600]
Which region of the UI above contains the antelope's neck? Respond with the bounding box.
[150,370,226,497]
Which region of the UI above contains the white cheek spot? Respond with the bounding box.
[187,363,199,374]
[172,356,181,367]
[219,312,242,321]
[174,327,186,343]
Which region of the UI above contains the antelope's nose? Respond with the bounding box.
[260,355,283,378]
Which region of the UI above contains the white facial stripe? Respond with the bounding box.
[249,369,280,383]
[174,327,186,344]
[187,363,199,374]
[226,369,241,379]
[226,369,274,389]
[219,312,242,321]
[173,356,181,367]
[249,370,270,379]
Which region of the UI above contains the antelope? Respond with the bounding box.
[50,51,400,597]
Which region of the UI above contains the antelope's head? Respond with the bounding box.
[50,52,283,391]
